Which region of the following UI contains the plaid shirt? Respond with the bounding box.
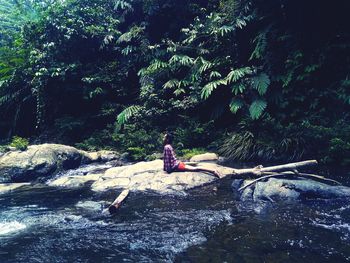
[163,144,179,173]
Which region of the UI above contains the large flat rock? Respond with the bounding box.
[50,160,235,195]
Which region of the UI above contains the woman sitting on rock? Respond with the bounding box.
[163,133,220,177]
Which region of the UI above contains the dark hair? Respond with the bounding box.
[164,132,173,145]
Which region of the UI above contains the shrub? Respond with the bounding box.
[127,147,147,161]
[75,126,117,151]
[10,136,29,151]
[179,148,207,160]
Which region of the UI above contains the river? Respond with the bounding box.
[0,163,350,262]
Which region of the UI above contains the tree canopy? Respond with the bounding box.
[0,0,349,167]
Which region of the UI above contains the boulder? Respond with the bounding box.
[234,178,350,202]
[79,150,120,164]
[49,174,102,188]
[0,144,120,183]
[190,153,219,163]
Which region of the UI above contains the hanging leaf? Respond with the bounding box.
[209,71,222,80]
[117,105,141,124]
[114,0,133,11]
[226,67,252,84]
[163,79,180,89]
[218,25,234,36]
[232,83,246,95]
[169,55,194,67]
[251,73,270,95]
[121,45,136,55]
[174,88,185,96]
[249,99,267,119]
[249,30,268,60]
[201,79,227,99]
[229,98,244,114]
[197,58,213,73]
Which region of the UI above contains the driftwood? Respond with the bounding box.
[232,160,318,176]
[103,189,129,215]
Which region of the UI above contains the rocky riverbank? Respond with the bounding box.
[0,144,121,183]
[1,144,350,202]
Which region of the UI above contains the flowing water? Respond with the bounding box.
[0,164,350,262]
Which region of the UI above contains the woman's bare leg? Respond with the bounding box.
[184,165,220,178]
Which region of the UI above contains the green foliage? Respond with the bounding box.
[0,0,349,169]
[219,126,305,163]
[0,144,7,153]
[251,73,270,96]
[10,136,29,151]
[225,67,252,84]
[173,119,219,150]
[126,147,146,161]
[112,122,163,156]
[75,127,117,151]
[229,98,244,114]
[145,152,163,161]
[117,105,142,125]
[201,79,227,100]
[179,148,206,160]
[114,0,133,11]
[219,131,255,160]
[328,138,350,167]
[249,99,267,120]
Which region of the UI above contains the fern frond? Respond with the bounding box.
[138,59,168,77]
[114,0,133,11]
[163,79,180,89]
[117,105,141,124]
[229,98,244,114]
[249,99,267,119]
[232,83,246,95]
[218,25,234,36]
[201,79,227,99]
[251,73,270,95]
[174,88,185,96]
[137,67,147,77]
[250,33,267,60]
[117,26,143,43]
[235,18,247,29]
[209,71,222,80]
[149,59,168,70]
[169,55,194,67]
[121,45,136,55]
[196,57,213,74]
[226,67,252,84]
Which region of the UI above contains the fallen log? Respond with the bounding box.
[231,160,318,177]
[103,189,129,215]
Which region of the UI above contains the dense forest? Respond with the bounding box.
[0,0,349,167]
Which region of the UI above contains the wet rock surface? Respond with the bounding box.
[2,146,350,201]
[50,159,235,195]
[234,178,350,202]
[0,144,120,183]
[0,183,31,194]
